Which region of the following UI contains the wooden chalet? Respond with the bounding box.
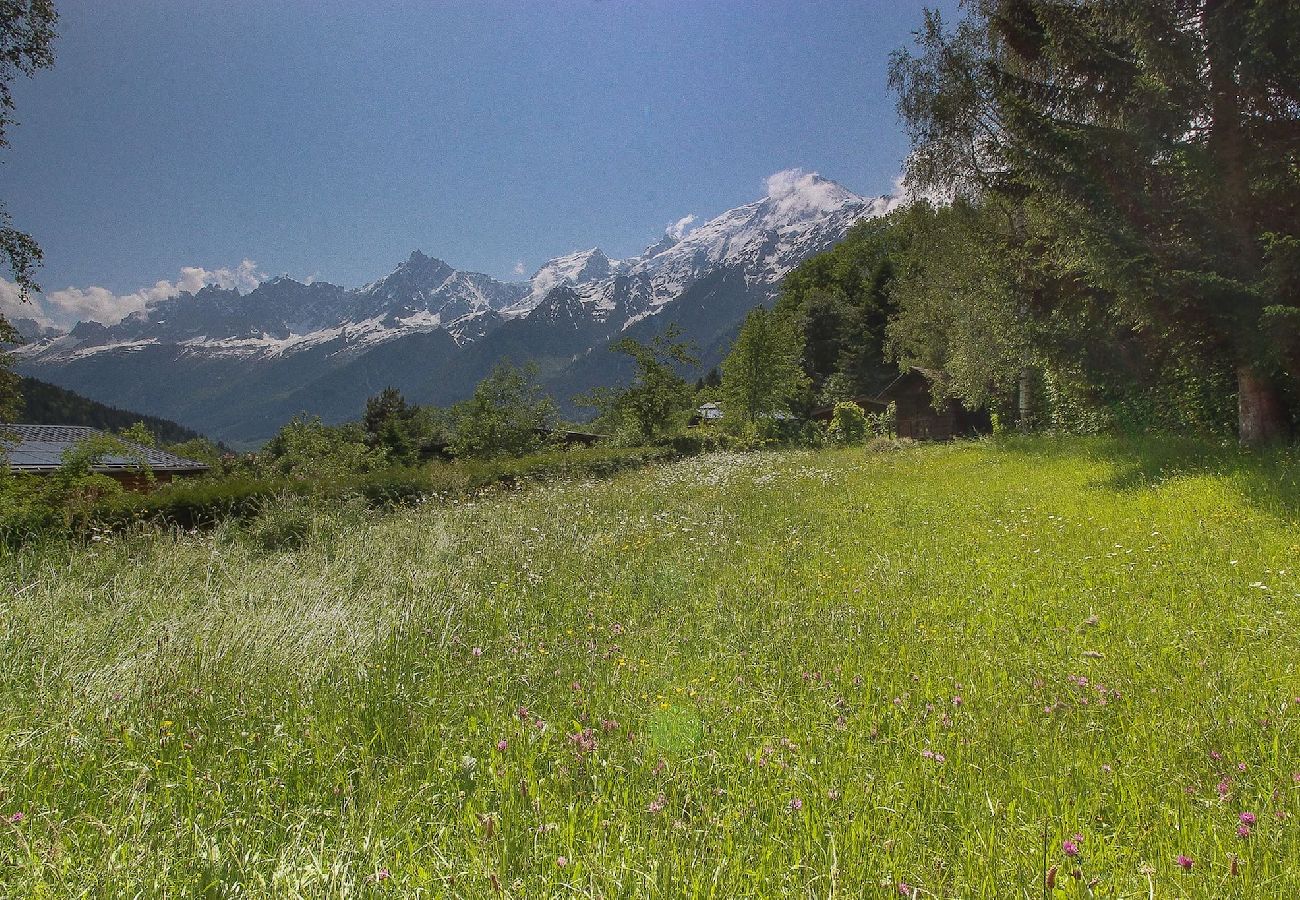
[811,369,989,440]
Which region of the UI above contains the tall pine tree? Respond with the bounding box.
[892,0,1300,444]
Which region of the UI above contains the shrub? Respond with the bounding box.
[826,401,868,444]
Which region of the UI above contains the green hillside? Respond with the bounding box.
[1,438,1297,895]
[14,375,208,444]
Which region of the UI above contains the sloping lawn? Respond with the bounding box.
[1,437,1297,897]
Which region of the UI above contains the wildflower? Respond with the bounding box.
[648,794,666,814]
[1101,764,1112,774]
[789,797,803,811]
[569,729,597,754]
[952,695,963,707]
[471,647,483,658]
[897,881,913,896]
[1237,825,1251,838]
[1239,811,1256,826]
[1217,779,1232,798]
[1210,750,1223,761]
[1176,854,1194,871]
[556,856,567,868]
[6,812,23,825]
[1062,840,1080,858]
[496,739,508,752]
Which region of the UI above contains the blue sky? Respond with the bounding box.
[2,0,956,325]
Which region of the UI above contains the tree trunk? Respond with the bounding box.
[1237,366,1289,446]
[1017,366,1033,431]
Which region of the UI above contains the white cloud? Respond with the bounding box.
[2,259,267,330]
[764,168,813,199]
[666,214,696,241]
[512,261,527,276]
[0,278,56,330]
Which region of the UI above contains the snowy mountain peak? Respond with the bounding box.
[762,168,860,214]
[501,247,623,319]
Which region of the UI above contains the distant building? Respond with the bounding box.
[1,424,209,490]
[696,402,723,422]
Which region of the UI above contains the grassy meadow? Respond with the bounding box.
[1,437,1298,897]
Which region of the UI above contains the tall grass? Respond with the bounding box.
[0,436,1297,897]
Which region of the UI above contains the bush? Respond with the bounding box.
[826,402,868,444]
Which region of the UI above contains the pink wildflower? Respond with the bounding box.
[648,794,666,814]
[471,647,483,658]
[6,812,23,825]
[556,856,567,868]
[789,797,803,811]
[1177,854,1194,871]
[496,739,508,752]
[897,881,912,896]
[952,695,963,707]
[1062,840,1080,857]
[1239,811,1256,825]
[1237,825,1251,838]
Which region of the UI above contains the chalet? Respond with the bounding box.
[696,402,723,422]
[1,424,209,490]
[811,369,989,440]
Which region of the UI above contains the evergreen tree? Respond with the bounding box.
[891,0,1300,444]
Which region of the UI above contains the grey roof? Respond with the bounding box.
[0,424,209,474]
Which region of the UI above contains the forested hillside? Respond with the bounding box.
[13,376,208,444]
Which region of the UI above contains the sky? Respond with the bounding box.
[1,0,958,328]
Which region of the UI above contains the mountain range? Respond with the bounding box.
[13,170,896,447]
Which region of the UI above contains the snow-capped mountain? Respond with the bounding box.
[15,169,896,446]
[20,251,528,363]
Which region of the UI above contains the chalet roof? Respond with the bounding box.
[0,424,209,474]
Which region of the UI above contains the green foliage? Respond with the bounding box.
[451,362,555,459]
[117,421,157,448]
[889,0,1300,442]
[579,325,698,445]
[260,415,388,480]
[162,436,225,468]
[775,214,910,399]
[885,201,1031,413]
[361,387,451,465]
[720,307,810,428]
[825,401,868,445]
